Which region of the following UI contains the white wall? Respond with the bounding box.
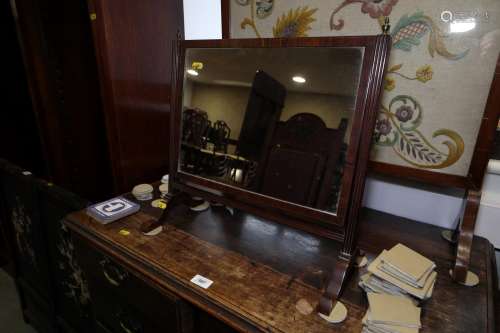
[182,0,499,247]
[183,0,222,40]
[362,177,464,229]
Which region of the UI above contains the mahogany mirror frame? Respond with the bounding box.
[169,35,391,242]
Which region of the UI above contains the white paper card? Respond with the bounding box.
[190,274,213,289]
[94,199,133,217]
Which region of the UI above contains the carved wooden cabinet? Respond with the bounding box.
[72,236,196,333]
[0,159,92,333]
[0,163,53,331]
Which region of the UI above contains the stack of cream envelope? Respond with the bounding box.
[359,243,437,301]
[362,293,421,333]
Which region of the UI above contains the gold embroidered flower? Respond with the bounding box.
[416,65,433,83]
[384,77,396,91]
[273,6,317,38]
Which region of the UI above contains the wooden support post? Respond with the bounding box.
[318,250,357,315]
[451,189,481,284]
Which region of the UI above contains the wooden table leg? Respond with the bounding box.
[318,251,355,315]
[452,189,481,284]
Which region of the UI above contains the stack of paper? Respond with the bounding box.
[359,244,437,301]
[362,293,421,333]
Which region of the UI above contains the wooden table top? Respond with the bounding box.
[65,197,497,333]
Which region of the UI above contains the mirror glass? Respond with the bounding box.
[179,47,364,214]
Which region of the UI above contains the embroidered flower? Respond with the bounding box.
[256,0,273,18]
[273,6,317,37]
[376,118,392,135]
[395,105,414,122]
[416,65,433,83]
[361,0,398,19]
[384,77,396,91]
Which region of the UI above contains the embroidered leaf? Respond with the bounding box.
[273,6,318,38]
[376,95,465,169]
[388,63,403,72]
[391,11,469,60]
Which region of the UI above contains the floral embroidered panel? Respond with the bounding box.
[230,0,500,176]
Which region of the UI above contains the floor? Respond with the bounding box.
[0,269,36,333]
[0,253,499,333]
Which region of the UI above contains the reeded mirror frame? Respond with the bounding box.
[170,36,391,241]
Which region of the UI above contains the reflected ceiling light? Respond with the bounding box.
[292,76,306,83]
[187,69,199,76]
[450,20,476,33]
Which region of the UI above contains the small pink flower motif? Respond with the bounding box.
[361,0,398,19]
[395,105,414,123]
[376,118,392,136]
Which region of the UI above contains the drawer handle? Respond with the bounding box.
[99,258,128,286]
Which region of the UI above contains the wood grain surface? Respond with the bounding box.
[65,200,497,333]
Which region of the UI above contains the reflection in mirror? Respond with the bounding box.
[179,47,364,214]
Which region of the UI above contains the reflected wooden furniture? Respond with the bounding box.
[236,70,286,163]
[64,197,498,333]
[261,114,348,210]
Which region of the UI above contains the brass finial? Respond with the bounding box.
[382,17,390,34]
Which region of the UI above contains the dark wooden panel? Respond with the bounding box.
[493,129,500,160]
[11,0,113,200]
[0,164,52,301]
[41,0,113,200]
[3,0,46,177]
[38,181,93,333]
[88,0,184,193]
[221,0,230,39]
